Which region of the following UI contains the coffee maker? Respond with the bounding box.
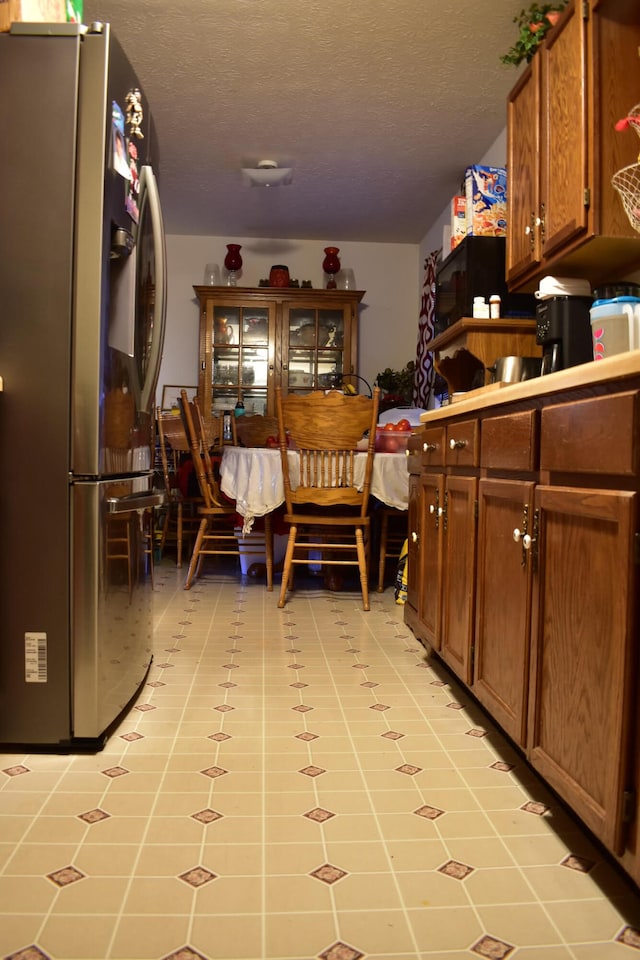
[536,296,594,374]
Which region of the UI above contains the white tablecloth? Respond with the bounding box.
[220,447,409,534]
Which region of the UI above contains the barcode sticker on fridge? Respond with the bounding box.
[25,633,47,683]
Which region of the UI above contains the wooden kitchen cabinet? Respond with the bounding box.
[418,472,444,650]
[506,0,640,291]
[405,420,479,678]
[527,391,639,852]
[405,428,445,648]
[473,410,538,746]
[439,474,477,684]
[528,483,636,852]
[193,286,364,418]
[406,362,640,883]
[415,418,479,683]
[405,472,422,619]
[474,479,535,748]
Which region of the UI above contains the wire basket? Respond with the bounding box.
[611,103,640,234]
[611,162,640,235]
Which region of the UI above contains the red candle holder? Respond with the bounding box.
[224,243,243,286]
[322,246,340,289]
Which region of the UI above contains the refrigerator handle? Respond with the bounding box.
[106,492,165,513]
[139,164,167,414]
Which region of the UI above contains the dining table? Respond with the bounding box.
[220,446,410,534]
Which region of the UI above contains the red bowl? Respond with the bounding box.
[375,428,412,454]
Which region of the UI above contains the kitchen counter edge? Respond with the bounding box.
[420,350,640,422]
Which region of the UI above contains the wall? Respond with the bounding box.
[157,236,420,407]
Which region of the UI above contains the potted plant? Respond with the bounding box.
[374,362,416,411]
[500,2,568,67]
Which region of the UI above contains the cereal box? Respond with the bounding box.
[464,165,507,236]
[450,195,466,250]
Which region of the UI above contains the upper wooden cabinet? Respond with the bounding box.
[193,286,364,418]
[506,0,640,291]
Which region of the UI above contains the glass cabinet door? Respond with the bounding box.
[209,303,274,416]
[285,305,349,394]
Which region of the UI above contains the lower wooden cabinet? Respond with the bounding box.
[439,475,477,684]
[417,473,444,648]
[406,371,640,883]
[528,484,637,853]
[405,474,420,615]
[474,478,535,747]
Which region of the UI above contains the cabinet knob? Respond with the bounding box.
[423,441,436,452]
[523,534,536,550]
[449,438,466,450]
[411,530,419,543]
[513,527,523,543]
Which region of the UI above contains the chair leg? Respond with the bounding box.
[160,510,170,556]
[176,502,183,568]
[264,513,274,592]
[143,510,155,590]
[278,526,297,608]
[356,528,370,611]
[184,517,209,590]
[377,510,389,593]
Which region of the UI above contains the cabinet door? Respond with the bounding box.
[507,58,541,284]
[539,2,588,259]
[528,484,636,852]
[474,478,535,747]
[281,300,354,396]
[440,475,477,684]
[199,297,277,417]
[419,472,445,650]
[405,473,421,616]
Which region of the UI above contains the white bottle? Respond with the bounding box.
[490,294,501,319]
[473,296,489,319]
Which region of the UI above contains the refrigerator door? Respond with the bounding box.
[72,479,161,740]
[72,23,167,479]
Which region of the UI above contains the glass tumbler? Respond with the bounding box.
[204,263,221,285]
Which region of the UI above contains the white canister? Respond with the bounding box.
[590,297,640,360]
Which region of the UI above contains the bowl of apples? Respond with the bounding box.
[375,418,412,453]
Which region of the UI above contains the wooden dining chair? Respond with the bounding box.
[376,506,408,592]
[156,409,200,567]
[232,413,279,447]
[178,391,241,589]
[275,385,380,610]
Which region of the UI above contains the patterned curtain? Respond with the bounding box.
[413,249,441,408]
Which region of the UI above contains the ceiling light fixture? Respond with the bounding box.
[242,159,293,187]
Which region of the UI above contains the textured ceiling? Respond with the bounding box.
[83,0,526,243]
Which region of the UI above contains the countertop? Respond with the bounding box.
[420,350,640,422]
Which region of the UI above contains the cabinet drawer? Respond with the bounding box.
[445,419,479,467]
[420,426,446,467]
[540,391,640,475]
[481,409,538,471]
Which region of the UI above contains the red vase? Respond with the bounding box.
[224,243,242,285]
[322,246,340,288]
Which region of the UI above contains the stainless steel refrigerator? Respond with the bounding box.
[0,22,166,748]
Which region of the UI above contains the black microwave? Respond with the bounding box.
[435,236,536,333]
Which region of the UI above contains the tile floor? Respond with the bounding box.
[1,560,640,960]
